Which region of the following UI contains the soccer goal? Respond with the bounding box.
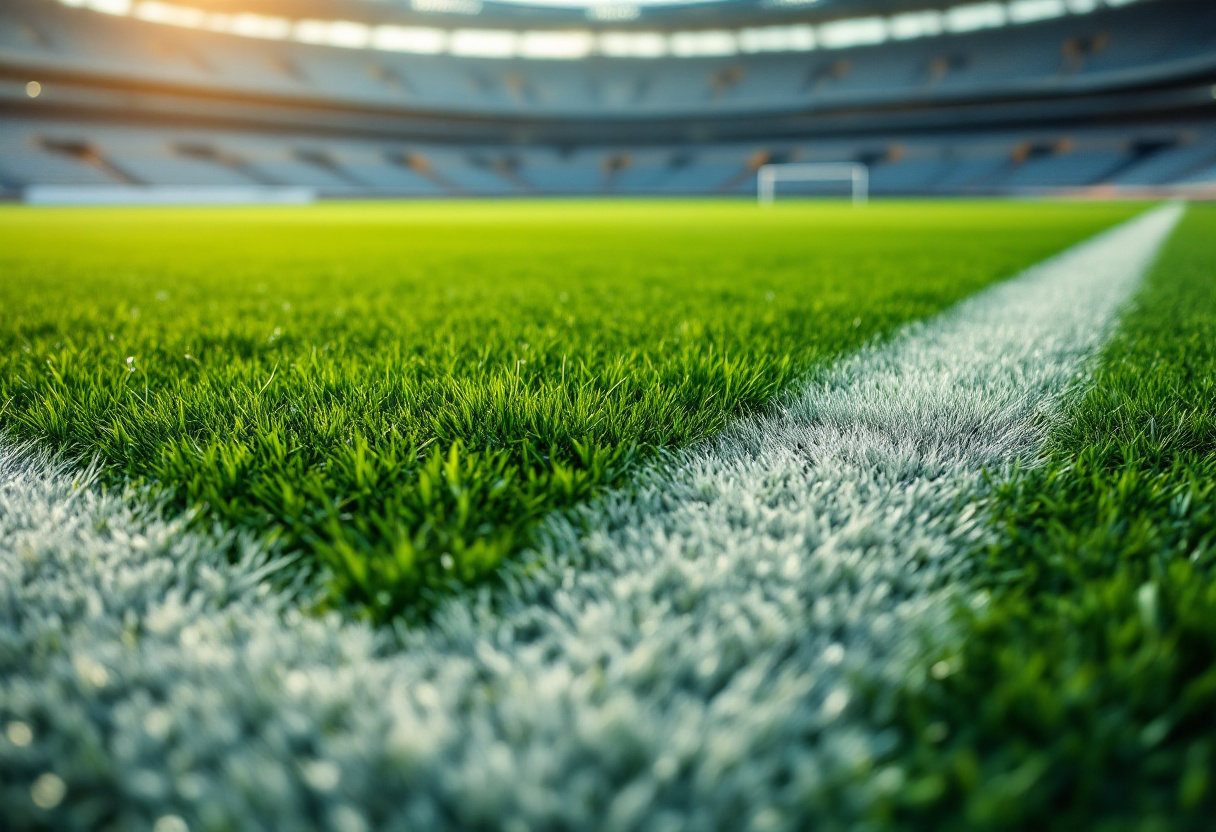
[757,163,869,206]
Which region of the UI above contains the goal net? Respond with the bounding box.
[757,163,869,206]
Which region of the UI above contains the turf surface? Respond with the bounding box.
[0,200,1139,618]
[878,203,1216,831]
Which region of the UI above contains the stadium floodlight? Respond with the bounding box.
[817,17,888,49]
[757,163,869,206]
[944,2,1007,33]
[669,30,738,57]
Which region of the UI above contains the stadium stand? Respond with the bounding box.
[0,0,1212,197]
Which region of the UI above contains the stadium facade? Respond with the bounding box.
[0,0,1213,198]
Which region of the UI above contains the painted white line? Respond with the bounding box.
[0,205,1183,831]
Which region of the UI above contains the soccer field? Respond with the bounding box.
[2,200,1215,830]
[0,200,1139,618]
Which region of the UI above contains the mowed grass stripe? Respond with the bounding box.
[0,201,1141,618]
[875,203,1216,831]
[0,207,1177,831]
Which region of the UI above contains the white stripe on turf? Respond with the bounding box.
[0,204,1182,832]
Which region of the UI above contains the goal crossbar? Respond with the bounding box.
[757,163,869,206]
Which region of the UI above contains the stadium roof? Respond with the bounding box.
[58,0,1139,30]
[54,0,1141,57]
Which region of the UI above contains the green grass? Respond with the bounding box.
[876,204,1216,831]
[0,200,1139,619]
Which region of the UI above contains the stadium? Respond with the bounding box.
[1,0,1215,830]
[2,0,1215,197]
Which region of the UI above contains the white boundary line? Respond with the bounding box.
[0,205,1183,830]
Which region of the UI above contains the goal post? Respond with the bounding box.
[757,163,869,206]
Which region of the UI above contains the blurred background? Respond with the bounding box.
[0,0,1213,201]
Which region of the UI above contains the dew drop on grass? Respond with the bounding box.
[285,670,309,696]
[302,759,341,793]
[822,688,851,720]
[143,708,173,740]
[31,772,66,809]
[153,814,188,832]
[6,720,33,747]
[73,655,109,688]
[331,805,368,832]
[873,766,906,795]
